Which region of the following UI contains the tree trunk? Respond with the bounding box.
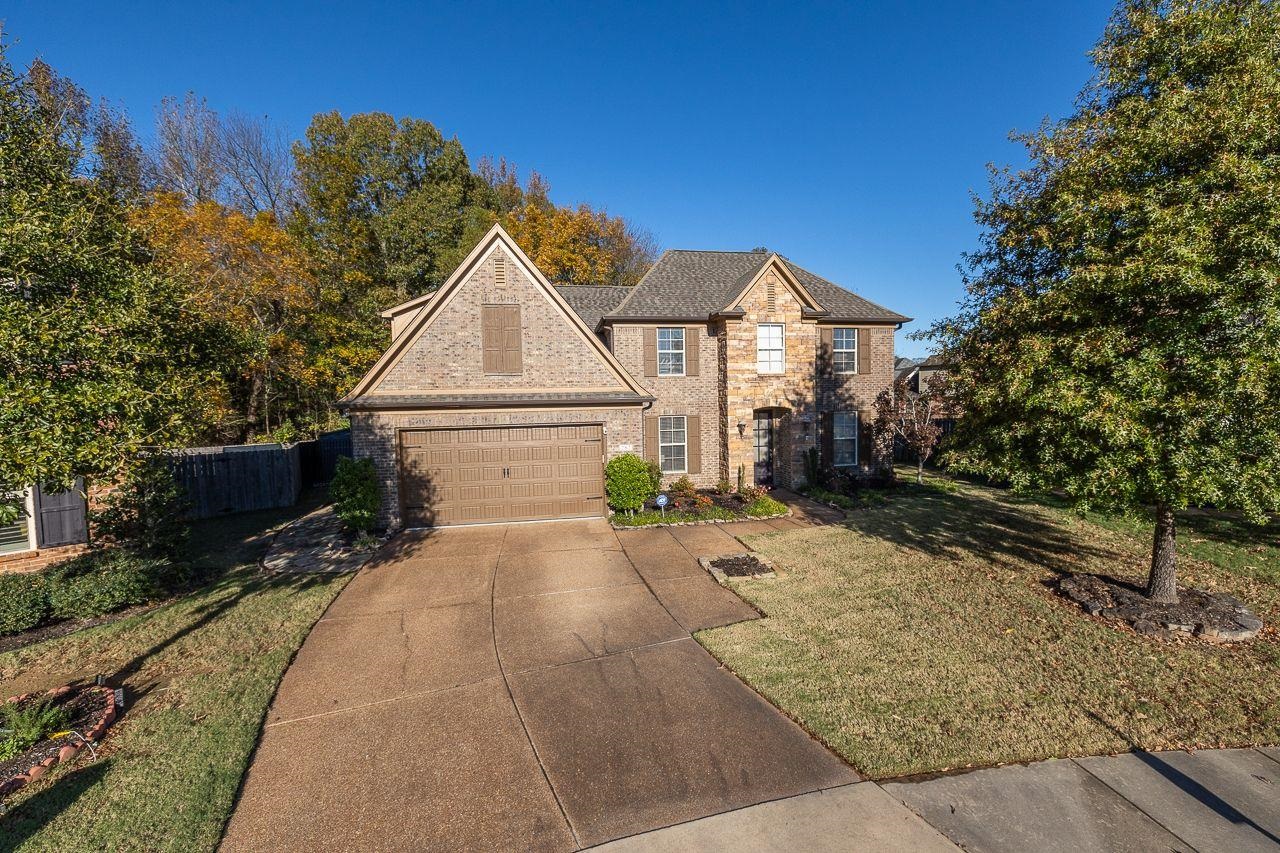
[244,372,264,442]
[1146,503,1178,603]
[916,458,924,485]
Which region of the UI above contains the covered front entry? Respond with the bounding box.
[399,424,605,527]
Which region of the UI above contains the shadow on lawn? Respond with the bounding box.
[843,483,1124,577]
[0,760,111,852]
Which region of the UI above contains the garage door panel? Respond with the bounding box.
[400,424,604,527]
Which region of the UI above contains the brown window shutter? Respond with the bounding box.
[686,415,702,474]
[818,327,833,376]
[643,328,658,376]
[820,412,834,467]
[858,409,873,466]
[644,416,660,463]
[856,327,870,375]
[481,306,501,374]
[502,305,522,373]
[684,327,700,376]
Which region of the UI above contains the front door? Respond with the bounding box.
[753,412,774,486]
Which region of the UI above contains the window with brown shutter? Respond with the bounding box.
[856,327,870,375]
[643,328,658,376]
[685,327,700,376]
[482,304,522,374]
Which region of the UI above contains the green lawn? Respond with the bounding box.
[0,499,350,851]
[698,475,1280,779]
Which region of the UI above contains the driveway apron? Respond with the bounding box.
[222,518,856,851]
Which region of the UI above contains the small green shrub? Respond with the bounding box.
[46,550,164,620]
[669,475,698,499]
[606,454,660,512]
[745,495,788,518]
[738,484,767,502]
[805,486,859,511]
[0,699,70,762]
[330,457,381,532]
[0,573,49,635]
[93,455,191,559]
[713,479,734,495]
[802,447,825,488]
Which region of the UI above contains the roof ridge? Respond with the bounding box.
[782,258,910,322]
[609,248,672,316]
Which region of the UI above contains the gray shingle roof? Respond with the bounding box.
[554,285,634,330]
[344,390,650,411]
[604,249,909,323]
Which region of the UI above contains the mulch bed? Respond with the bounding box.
[710,555,773,577]
[0,605,157,656]
[0,685,118,798]
[1057,573,1264,642]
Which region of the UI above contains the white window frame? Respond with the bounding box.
[657,327,686,376]
[658,415,688,474]
[757,323,785,374]
[832,328,858,374]
[833,413,859,467]
[0,488,36,556]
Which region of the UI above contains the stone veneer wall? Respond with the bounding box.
[352,407,644,529]
[609,323,722,489]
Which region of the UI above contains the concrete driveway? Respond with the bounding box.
[222,517,858,851]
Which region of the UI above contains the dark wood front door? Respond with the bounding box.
[753,412,774,486]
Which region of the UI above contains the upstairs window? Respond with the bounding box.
[757,323,784,374]
[833,412,858,466]
[657,327,685,376]
[659,416,688,474]
[833,328,858,373]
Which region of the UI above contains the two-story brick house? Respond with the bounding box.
[342,224,909,529]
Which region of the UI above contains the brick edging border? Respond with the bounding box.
[0,684,118,797]
[609,508,792,530]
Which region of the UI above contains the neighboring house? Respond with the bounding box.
[342,224,909,529]
[0,481,89,573]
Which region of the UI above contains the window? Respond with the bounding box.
[0,490,31,555]
[833,413,858,467]
[832,328,858,373]
[757,323,784,373]
[659,416,687,474]
[657,327,685,376]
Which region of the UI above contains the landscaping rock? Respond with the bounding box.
[262,506,383,574]
[1057,573,1264,643]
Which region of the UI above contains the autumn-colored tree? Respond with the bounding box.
[133,193,316,441]
[872,375,950,485]
[929,0,1280,603]
[0,47,220,521]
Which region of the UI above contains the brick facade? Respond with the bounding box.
[379,246,628,393]
[0,543,88,575]
[610,323,722,488]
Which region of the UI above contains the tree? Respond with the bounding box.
[0,47,221,521]
[132,193,316,441]
[873,375,950,485]
[928,0,1280,603]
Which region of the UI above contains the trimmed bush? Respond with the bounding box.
[331,456,381,532]
[605,454,660,513]
[46,550,164,620]
[0,573,49,636]
[92,455,190,559]
[745,495,789,518]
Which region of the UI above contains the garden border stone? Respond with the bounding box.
[0,684,118,798]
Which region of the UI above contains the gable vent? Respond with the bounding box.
[494,253,507,287]
[766,276,777,312]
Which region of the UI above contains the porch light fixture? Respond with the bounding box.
[737,420,747,437]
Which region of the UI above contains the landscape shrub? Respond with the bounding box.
[713,479,734,495]
[745,495,788,518]
[46,549,165,620]
[331,457,381,532]
[93,455,191,559]
[0,699,70,762]
[0,573,50,636]
[605,454,659,513]
[738,484,767,503]
[669,475,698,499]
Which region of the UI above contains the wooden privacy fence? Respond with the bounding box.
[167,443,302,519]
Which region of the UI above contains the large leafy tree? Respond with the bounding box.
[931,0,1280,603]
[0,47,221,518]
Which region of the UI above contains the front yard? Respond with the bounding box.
[0,502,349,851]
[699,475,1280,779]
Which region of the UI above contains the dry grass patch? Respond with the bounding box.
[697,478,1280,779]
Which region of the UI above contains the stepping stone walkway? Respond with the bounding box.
[261,506,379,574]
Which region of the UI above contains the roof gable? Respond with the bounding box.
[342,224,648,403]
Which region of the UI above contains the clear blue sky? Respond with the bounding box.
[4,0,1115,357]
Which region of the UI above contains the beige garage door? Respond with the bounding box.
[399,424,605,527]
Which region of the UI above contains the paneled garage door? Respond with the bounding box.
[399,424,605,527]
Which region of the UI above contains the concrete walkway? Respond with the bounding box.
[221,515,868,851]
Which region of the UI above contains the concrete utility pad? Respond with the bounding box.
[1076,749,1280,853]
[494,583,686,672]
[593,783,959,852]
[885,759,1193,853]
[222,679,575,852]
[494,547,637,599]
[507,638,859,848]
